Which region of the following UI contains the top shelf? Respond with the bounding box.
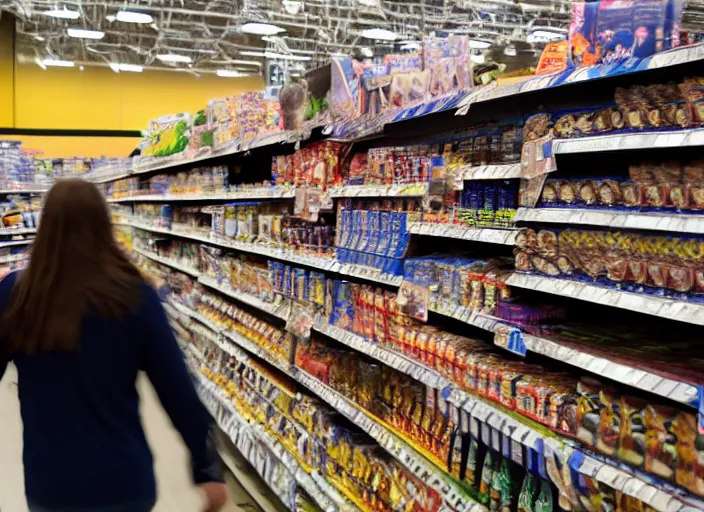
[86,44,704,186]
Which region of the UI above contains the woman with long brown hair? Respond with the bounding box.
[0,179,227,512]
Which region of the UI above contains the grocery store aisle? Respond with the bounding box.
[0,364,256,512]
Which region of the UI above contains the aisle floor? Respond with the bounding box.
[0,364,258,512]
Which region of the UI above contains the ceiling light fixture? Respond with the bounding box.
[526,29,567,43]
[67,28,105,40]
[216,69,247,78]
[43,59,75,67]
[239,50,266,57]
[229,59,263,67]
[469,39,492,49]
[264,51,311,61]
[109,63,143,73]
[240,22,286,36]
[156,53,192,63]
[43,7,80,19]
[361,28,398,41]
[115,10,153,24]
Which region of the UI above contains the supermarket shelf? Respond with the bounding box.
[127,219,405,287]
[195,373,352,512]
[107,187,295,203]
[456,44,704,111]
[313,319,701,512]
[0,254,28,265]
[506,273,704,326]
[514,207,704,235]
[132,247,202,278]
[217,446,288,512]
[0,227,37,236]
[328,183,428,198]
[428,302,503,332]
[328,261,404,287]
[175,300,481,512]
[552,128,704,155]
[428,302,699,407]
[0,239,33,248]
[138,133,296,174]
[0,187,49,194]
[291,367,483,512]
[197,276,291,320]
[521,332,699,406]
[456,163,522,181]
[407,222,518,245]
[90,172,132,184]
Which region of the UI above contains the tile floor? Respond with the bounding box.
[0,364,260,512]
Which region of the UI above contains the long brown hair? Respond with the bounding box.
[0,179,143,355]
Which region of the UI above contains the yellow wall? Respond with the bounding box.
[0,18,14,127]
[0,19,265,157]
[1,135,140,158]
[14,63,265,132]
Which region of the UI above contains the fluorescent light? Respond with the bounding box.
[469,39,492,49]
[229,59,263,67]
[216,69,246,78]
[43,59,75,67]
[156,53,192,63]
[109,63,143,73]
[43,7,79,19]
[240,51,266,57]
[264,51,311,61]
[240,22,285,36]
[400,41,421,51]
[115,10,153,24]
[35,58,47,70]
[361,28,398,41]
[67,28,105,40]
[526,30,567,43]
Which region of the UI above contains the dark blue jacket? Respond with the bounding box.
[0,271,220,509]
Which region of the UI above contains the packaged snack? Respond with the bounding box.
[518,473,538,512]
[479,450,497,504]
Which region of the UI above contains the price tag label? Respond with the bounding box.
[494,324,527,357]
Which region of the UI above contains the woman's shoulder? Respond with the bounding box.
[0,271,20,297]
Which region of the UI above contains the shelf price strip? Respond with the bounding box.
[506,273,704,326]
[407,222,518,246]
[514,208,704,235]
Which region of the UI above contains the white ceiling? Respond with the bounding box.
[3,0,704,75]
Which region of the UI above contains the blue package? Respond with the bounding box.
[597,0,635,63]
[633,0,666,58]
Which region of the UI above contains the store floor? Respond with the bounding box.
[0,364,259,512]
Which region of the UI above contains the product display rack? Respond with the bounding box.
[102,48,704,512]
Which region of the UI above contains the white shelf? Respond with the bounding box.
[313,317,701,512]
[0,254,28,265]
[506,273,704,326]
[90,172,133,184]
[328,183,428,198]
[197,276,291,320]
[0,227,37,236]
[428,302,503,332]
[456,163,522,181]
[0,239,33,248]
[328,261,404,287]
[407,222,518,245]
[514,207,704,235]
[132,247,202,278]
[108,187,295,203]
[552,128,704,155]
[0,187,49,194]
[521,332,699,406]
